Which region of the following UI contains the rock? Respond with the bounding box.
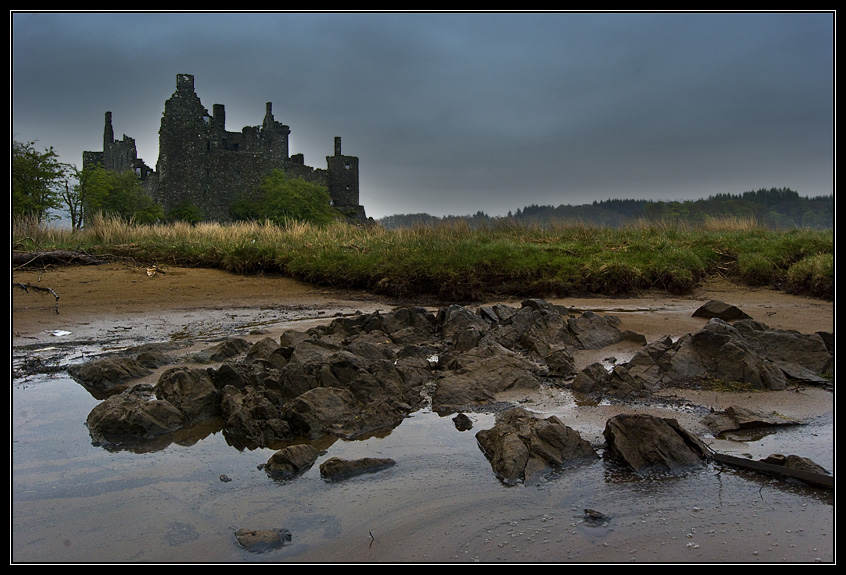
[475,407,597,485]
[264,444,320,479]
[220,386,292,448]
[319,457,396,481]
[692,300,753,321]
[603,414,710,473]
[452,412,473,431]
[154,366,221,422]
[433,341,542,414]
[135,350,172,369]
[571,362,654,400]
[567,311,623,349]
[608,318,833,391]
[190,337,251,363]
[760,453,830,476]
[245,337,288,370]
[235,528,291,553]
[86,385,185,443]
[68,356,153,399]
[700,405,800,436]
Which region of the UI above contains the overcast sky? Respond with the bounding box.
[11,11,834,219]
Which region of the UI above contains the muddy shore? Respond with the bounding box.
[11,263,835,563]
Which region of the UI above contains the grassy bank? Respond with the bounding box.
[12,214,834,301]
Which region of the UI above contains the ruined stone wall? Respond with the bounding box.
[85,73,365,222]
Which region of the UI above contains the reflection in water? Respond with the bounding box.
[12,348,834,563]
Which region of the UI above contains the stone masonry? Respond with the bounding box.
[83,74,365,222]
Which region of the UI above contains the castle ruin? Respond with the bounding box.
[83,73,365,222]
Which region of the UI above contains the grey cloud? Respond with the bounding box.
[12,11,833,219]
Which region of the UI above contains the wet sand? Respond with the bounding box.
[11,263,835,563]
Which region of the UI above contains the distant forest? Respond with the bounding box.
[379,187,834,230]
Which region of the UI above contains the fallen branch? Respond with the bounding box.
[13,282,60,314]
[12,250,107,269]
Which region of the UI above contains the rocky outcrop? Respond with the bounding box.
[75,297,831,477]
[580,317,833,398]
[602,413,710,473]
[475,407,597,485]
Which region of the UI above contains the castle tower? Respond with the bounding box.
[326,136,360,209]
[104,111,114,148]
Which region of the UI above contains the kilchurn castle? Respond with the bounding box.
[83,74,366,221]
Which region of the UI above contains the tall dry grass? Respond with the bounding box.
[11,214,833,300]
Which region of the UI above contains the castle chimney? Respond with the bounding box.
[334,136,342,156]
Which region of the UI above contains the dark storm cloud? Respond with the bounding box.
[11,12,834,218]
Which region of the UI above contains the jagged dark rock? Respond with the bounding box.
[700,405,800,436]
[476,407,597,485]
[68,357,153,399]
[602,413,710,473]
[264,444,320,479]
[692,299,753,321]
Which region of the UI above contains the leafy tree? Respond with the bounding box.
[231,170,339,225]
[61,171,85,230]
[78,165,164,224]
[12,139,72,222]
[167,201,204,224]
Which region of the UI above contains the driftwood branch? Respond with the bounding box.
[13,282,60,314]
[12,250,107,269]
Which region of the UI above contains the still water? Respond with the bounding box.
[12,353,834,563]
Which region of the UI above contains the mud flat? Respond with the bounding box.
[12,264,834,563]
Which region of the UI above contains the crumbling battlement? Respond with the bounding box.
[83,73,365,222]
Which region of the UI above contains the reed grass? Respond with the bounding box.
[12,214,834,301]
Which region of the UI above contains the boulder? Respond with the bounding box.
[235,528,291,553]
[154,366,221,422]
[603,319,833,391]
[433,341,542,414]
[245,337,288,370]
[190,338,251,364]
[68,356,152,399]
[264,443,320,479]
[319,457,396,481]
[700,405,800,437]
[760,453,830,476]
[567,310,624,349]
[602,413,709,473]
[692,300,753,321]
[571,362,655,399]
[220,385,292,448]
[475,407,597,485]
[86,385,185,443]
[283,387,407,440]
